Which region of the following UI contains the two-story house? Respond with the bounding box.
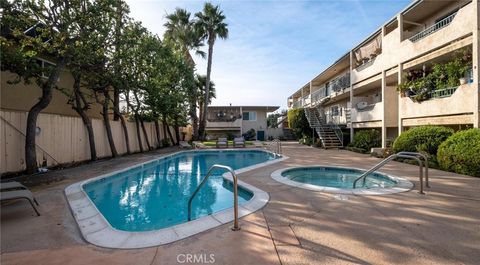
[205,105,279,141]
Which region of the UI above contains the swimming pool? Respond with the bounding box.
[66,149,285,248]
[271,166,413,195]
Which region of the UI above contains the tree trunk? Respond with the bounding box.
[163,117,175,145]
[25,57,66,174]
[173,114,180,145]
[134,115,144,152]
[102,90,118,157]
[140,119,152,150]
[72,74,97,161]
[113,87,120,121]
[112,106,131,155]
[154,116,161,148]
[199,36,214,140]
[189,101,199,140]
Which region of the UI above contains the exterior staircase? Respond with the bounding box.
[304,107,343,149]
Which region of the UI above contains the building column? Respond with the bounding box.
[398,63,404,134]
[473,0,480,128]
[240,107,243,135]
[381,70,387,148]
[349,51,354,142]
[398,14,404,42]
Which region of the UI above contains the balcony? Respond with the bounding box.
[206,118,242,129]
[351,101,383,123]
[292,100,303,109]
[400,84,475,120]
[409,12,457,43]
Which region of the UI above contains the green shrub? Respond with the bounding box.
[287,108,312,139]
[437,129,480,177]
[393,126,454,156]
[348,129,381,152]
[161,138,171,147]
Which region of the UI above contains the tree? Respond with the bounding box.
[0,0,105,173]
[164,8,205,66]
[66,0,123,161]
[195,74,216,126]
[195,3,228,140]
[287,108,312,139]
[267,109,287,128]
[164,8,204,140]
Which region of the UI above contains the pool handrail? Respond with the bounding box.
[353,153,426,194]
[187,164,240,230]
[397,151,429,188]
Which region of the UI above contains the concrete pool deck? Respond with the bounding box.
[1,142,479,264]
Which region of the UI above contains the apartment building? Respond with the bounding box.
[205,105,279,141]
[287,0,480,148]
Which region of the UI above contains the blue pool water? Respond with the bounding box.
[282,167,397,189]
[83,150,278,231]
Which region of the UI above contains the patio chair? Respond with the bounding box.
[0,181,28,191]
[216,138,228,148]
[0,181,39,205]
[179,141,192,149]
[0,187,40,216]
[233,137,245,148]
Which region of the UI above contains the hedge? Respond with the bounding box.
[437,128,480,177]
[393,126,454,156]
[287,108,312,139]
[348,129,381,153]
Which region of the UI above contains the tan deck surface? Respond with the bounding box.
[1,142,479,265]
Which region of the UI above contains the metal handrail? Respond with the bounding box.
[317,107,344,147]
[265,139,282,155]
[397,152,429,188]
[353,153,426,194]
[187,164,240,230]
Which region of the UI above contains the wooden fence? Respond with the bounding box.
[0,110,177,174]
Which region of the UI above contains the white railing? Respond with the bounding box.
[292,100,303,108]
[409,12,457,42]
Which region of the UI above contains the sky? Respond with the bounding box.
[125,0,411,111]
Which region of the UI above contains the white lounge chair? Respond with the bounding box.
[0,185,40,216]
[216,138,228,148]
[233,137,245,148]
[179,141,192,149]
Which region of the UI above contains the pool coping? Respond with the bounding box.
[64,148,288,249]
[270,165,413,195]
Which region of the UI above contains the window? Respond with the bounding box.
[242,111,256,121]
[36,58,56,79]
[331,106,342,116]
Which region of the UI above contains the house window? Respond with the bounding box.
[242,111,256,121]
[36,58,57,79]
[331,106,342,116]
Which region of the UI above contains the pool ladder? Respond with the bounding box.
[353,152,430,194]
[266,139,282,155]
[187,164,241,231]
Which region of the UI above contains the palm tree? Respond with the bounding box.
[164,8,205,67]
[195,74,216,126]
[164,8,205,139]
[195,3,228,140]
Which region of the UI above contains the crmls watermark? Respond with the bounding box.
[177,253,215,264]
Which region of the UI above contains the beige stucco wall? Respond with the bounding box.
[352,1,474,84]
[241,107,268,137]
[399,84,476,120]
[1,70,103,119]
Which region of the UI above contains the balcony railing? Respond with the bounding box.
[409,12,457,43]
[426,86,458,99]
[292,100,303,108]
